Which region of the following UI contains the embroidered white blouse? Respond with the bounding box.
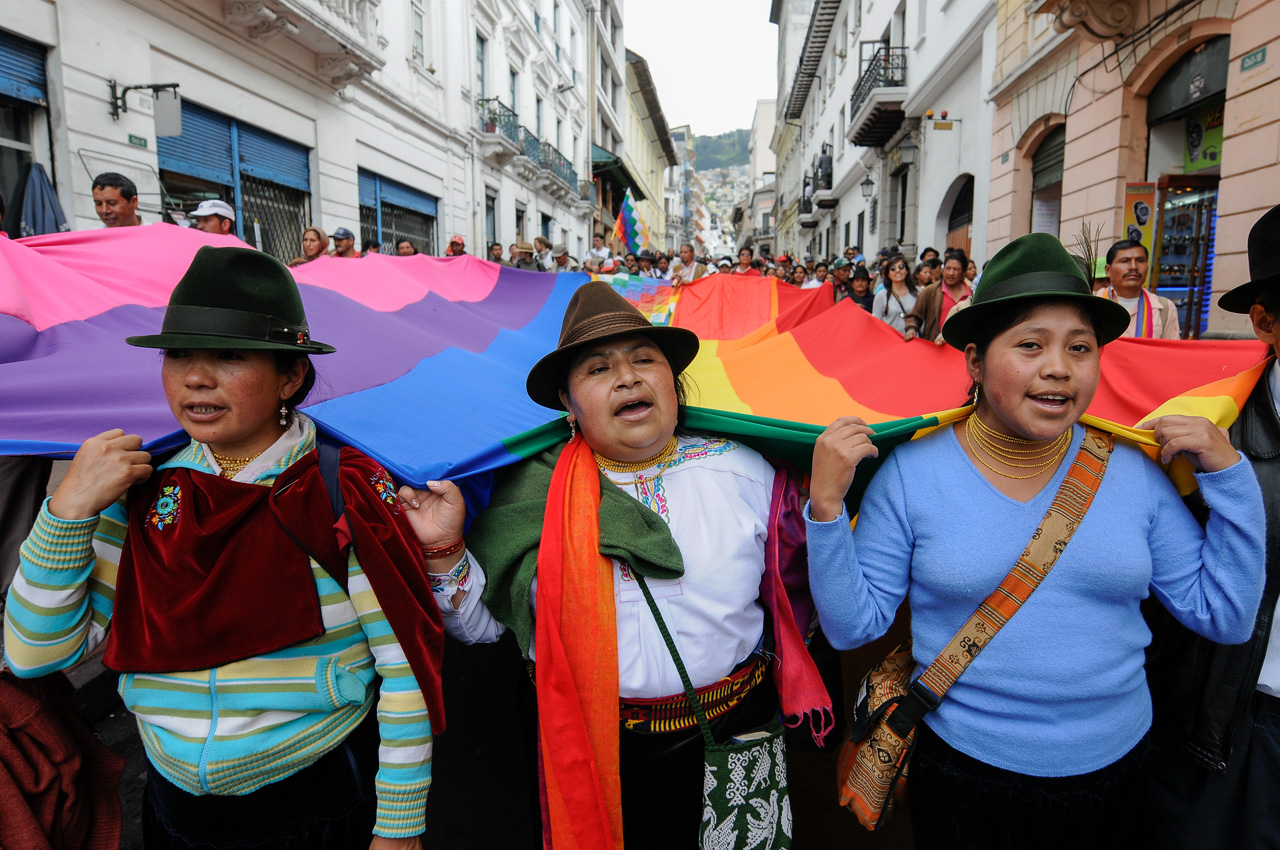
[436,435,776,699]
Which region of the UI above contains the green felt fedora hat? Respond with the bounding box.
[127,246,335,354]
[526,281,699,410]
[940,233,1130,350]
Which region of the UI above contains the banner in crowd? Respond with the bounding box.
[0,227,1266,498]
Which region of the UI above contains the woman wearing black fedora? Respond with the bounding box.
[806,232,1266,848]
[1144,202,1280,848]
[3,246,444,849]
[398,281,830,848]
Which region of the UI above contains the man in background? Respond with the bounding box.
[189,199,235,236]
[92,172,142,228]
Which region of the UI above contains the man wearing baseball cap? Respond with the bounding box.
[446,235,467,256]
[331,227,359,258]
[190,199,236,236]
[551,243,579,272]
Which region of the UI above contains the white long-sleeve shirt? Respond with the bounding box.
[437,435,775,698]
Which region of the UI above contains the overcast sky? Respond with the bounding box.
[624,0,778,138]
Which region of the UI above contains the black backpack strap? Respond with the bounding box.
[317,438,344,522]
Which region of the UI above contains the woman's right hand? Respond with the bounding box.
[397,481,467,551]
[48,429,152,521]
[809,417,878,523]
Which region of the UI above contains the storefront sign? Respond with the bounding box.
[1122,183,1157,287]
[1184,101,1224,173]
[1242,46,1267,73]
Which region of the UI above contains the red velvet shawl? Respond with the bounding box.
[104,448,445,733]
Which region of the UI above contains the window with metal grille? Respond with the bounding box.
[358,168,439,256]
[241,175,310,262]
[157,101,310,263]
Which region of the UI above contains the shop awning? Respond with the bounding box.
[591,144,646,202]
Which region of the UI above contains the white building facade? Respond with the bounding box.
[772,0,996,265]
[2,0,597,261]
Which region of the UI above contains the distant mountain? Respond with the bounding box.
[692,130,749,170]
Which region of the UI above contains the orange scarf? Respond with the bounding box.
[535,434,625,850]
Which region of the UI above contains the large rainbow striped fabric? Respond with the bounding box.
[0,227,1266,514]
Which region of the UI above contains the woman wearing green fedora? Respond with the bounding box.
[805,232,1265,847]
[396,281,831,848]
[4,247,444,849]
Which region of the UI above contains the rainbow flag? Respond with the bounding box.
[610,188,649,254]
[0,227,1266,516]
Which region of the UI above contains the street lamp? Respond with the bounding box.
[860,176,875,198]
[897,139,918,165]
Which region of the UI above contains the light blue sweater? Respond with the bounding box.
[806,424,1266,777]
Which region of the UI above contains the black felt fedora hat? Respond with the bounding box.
[941,232,1131,350]
[526,281,699,410]
[127,246,335,354]
[1218,203,1280,313]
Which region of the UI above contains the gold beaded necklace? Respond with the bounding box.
[593,436,679,474]
[210,448,268,480]
[965,414,1070,480]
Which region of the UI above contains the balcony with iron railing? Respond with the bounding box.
[847,46,908,148]
[798,191,819,229]
[540,142,577,192]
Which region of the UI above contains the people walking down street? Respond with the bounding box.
[397,281,830,847]
[396,239,418,256]
[636,249,660,278]
[587,232,610,261]
[1145,203,1280,849]
[905,250,973,344]
[966,258,979,284]
[734,247,754,275]
[534,236,553,270]
[789,264,808,288]
[190,199,235,236]
[809,262,829,289]
[657,254,672,279]
[913,261,934,292]
[510,240,539,271]
[551,244,579,272]
[919,246,939,263]
[445,234,467,257]
[361,238,381,256]
[927,257,944,284]
[3,246,445,849]
[92,173,143,228]
[873,255,920,332]
[508,243,520,265]
[288,226,329,267]
[1098,239,1181,339]
[670,243,707,284]
[625,253,640,275]
[488,242,509,266]
[839,263,875,312]
[331,227,360,258]
[807,232,1265,850]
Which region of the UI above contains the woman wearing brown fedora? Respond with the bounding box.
[399,281,829,848]
[4,246,443,849]
[807,233,1264,849]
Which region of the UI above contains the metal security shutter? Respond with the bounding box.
[238,124,309,191]
[358,169,378,208]
[379,176,437,217]
[157,103,234,185]
[0,30,47,105]
[1032,126,1066,192]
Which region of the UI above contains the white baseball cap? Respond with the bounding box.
[191,199,236,221]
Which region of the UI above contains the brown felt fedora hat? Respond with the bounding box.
[526,281,700,410]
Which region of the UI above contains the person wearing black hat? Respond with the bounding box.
[1144,203,1280,849]
[637,249,659,278]
[3,247,444,850]
[396,282,831,847]
[833,258,872,312]
[807,232,1264,850]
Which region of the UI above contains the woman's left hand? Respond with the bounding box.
[370,836,421,850]
[1141,415,1240,473]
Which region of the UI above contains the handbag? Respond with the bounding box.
[837,426,1115,830]
[636,575,792,850]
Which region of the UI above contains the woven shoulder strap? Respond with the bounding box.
[911,425,1114,708]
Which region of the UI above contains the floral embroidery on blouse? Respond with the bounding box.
[370,469,400,512]
[147,485,181,530]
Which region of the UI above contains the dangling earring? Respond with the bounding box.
[279,405,288,426]
[972,382,981,408]
[568,418,577,439]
